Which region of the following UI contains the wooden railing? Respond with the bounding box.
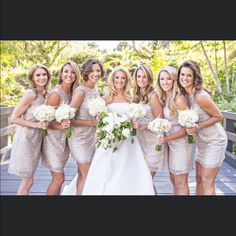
[222,110,236,167]
[0,106,15,163]
[1,106,236,166]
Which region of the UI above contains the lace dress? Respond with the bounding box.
[163,99,193,175]
[187,90,227,168]
[137,103,168,173]
[8,89,45,177]
[68,85,100,163]
[41,85,72,173]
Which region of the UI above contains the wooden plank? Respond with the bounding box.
[225,150,236,159]
[0,106,15,115]
[226,131,236,142]
[224,152,236,168]
[0,144,12,155]
[0,125,16,137]
[0,144,12,163]
[222,111,236,120]
[1,157,236,196]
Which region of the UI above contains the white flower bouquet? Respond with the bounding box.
[88,97,108,117]
[127,103,146,136]
[33,104,56,137]
[148,117,172,151]
[178,108,199,143]
[96,110,135,152]
[55,103,76,138]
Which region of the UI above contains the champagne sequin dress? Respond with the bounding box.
[68,85,100,163]
[137,103,168,173]
[8,89,45,177]
[163,97,193,175]
[187,90,227,168]
[41,85,72,173]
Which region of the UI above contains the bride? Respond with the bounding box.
[61,66,155,195]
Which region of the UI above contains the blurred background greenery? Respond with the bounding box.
[1,40,235,153]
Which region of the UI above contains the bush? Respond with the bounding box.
[213,94,236,112]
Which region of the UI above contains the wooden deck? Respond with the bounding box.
[1,108,235,195]
[1,156,236,195]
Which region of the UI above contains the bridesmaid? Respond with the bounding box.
[156,66,193,195]
[177,60,227,195]
[132,64,167,194]
[42,60,80,195]
[68,58,105,195]
[8,64,51,195]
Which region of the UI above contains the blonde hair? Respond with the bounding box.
[133,64,154,104]
[28,64,51,97]
[105,65,132,103]
[58,60,80,93]
[156,66,179,117]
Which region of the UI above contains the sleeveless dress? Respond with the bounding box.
[61,103,155,195]
[8,89,45,177]
[137,103,168,173]
[187,90,228,168]
[68,85,100,163]
[163,99,193,175]
[41,85,72,173]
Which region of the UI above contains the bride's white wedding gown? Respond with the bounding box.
[61,103,155,195]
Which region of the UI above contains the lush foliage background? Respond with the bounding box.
[1,40,236,110]
[1,40,235,154]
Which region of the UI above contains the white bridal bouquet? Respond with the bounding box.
[148,118,172,151]
[88,97,108,117]
[127,103,146,136]
[96,110,136,152]
[178,108,199,144]
[33,104,56,137]
[55,103,76,138]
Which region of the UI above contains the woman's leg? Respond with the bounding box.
[195,161,204,195]
[46,171,65,195]
[174,173,190,195]
[201,166,220,195]
[17,176,34,195]
[76,162,91,195]
[151,171,158,195]
[169,172,178,195]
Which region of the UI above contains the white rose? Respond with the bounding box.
[103,124,114,133]
[122,128,130,138]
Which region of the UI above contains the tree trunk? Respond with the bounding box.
[232,64,235,94]
[214,41,218,74]
[200,41,222,94]
[223,41,230,95]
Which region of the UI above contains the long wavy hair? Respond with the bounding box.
[28,64,51,97]
[156,66,179,117]
[133,64,154,104]
[80,58,105,81]
[105,65,132,103]
[58,60,80,93]
[177,60,207,101]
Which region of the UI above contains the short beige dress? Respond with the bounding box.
[163,100,193,175]
[137,103,168,173]
[68,85,100,163]
[41,85,72,173]
[8,89,45,177]
[187,90,228,168]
